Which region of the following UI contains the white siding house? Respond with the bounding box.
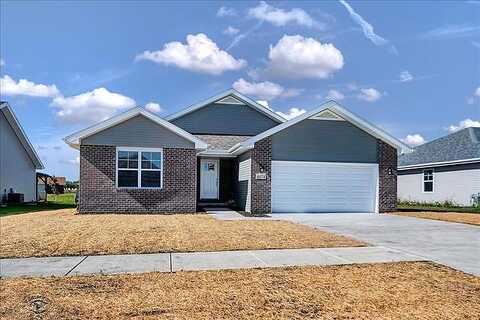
[0,102,44,202]
[398,127,480,206]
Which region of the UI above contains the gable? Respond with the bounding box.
[0,111,36,171]
[271,119,378,163]
[82,114,195,149]
[0,103,43,169]
[236,102,410,155]
[171,102,280,136]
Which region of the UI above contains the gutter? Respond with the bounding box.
[398,158,480,170]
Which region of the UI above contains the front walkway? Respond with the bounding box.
[271,213,480,276]
[0,246,421,278]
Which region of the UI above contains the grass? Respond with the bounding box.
[0,209,364,258]
[391,211,480,226]
[397,200,480,213]
[0,193,76,216]
[1,262,479,319]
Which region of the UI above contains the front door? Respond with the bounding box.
[200,159,219,199]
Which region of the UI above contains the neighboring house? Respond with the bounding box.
[64,89,409,214]
[398,127,480,206]
[0,102,44,202]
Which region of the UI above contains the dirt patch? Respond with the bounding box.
[0,209,364,258]
[391,211,480,226]
[1,262,479,319]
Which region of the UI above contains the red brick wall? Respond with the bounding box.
[250,137,272,214]
[377,140,397,212]
[79,145,197,213]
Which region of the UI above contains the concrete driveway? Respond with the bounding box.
[271,213,480,276]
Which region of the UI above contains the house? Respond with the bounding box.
[0,102,44,202]
[398,127,480,206]
[64,89,409,214]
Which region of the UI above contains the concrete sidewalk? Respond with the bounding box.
[0,246,422,278]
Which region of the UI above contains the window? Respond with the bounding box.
[117,148,163,188]
[423,169,434,192]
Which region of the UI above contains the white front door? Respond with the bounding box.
[200,159,219,199]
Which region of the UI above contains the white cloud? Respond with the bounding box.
[256,100,271,109]
[401,134,425,147]
[399,70,414,82]
[276,107,306,120]
[233,78,301,100]
[467,86,480,104]
[248,1,317,28]
[68,156,80,165]
[135,33,247,75]
[266,35,344,79]
[419,24,480,39]
[51,87,136,124]
[339,0,389,46]
[217,6,236,17]
[326,89,345,100]
[145,102,162,113]
[447,119,480,133]
[227,20,264,51]
[357,88,382,102]
[223,26,239,36]
[255,99,306,120]
[0,75,60,97]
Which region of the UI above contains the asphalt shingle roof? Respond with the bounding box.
[398,127,480,166]
[195,134,251,150]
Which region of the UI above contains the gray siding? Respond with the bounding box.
[272,119,378,163]
[171,103,280,135]
[82,115,194,149]
[234,151,251,211]
[0,112,36,202]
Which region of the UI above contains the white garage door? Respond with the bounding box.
[272,161,378,213]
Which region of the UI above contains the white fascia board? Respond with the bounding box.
[398,158,480,170]
[63,107,208,150]
[197,149,237,158]
[0,102,44,169]
[238,100,412,153]
[164,89,286,123]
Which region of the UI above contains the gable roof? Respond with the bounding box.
[194,134,251,150]
[398,127,480,169]
[165,89,286,123]
[0,102,44,169]
[64,107,208,150]
[229,100,411,155]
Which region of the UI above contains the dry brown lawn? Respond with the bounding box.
[391,211,480,226]
[1,262,479,320]
[0,209,364,258]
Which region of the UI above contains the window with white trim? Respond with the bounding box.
[423,169,434,192]
[117,148,163,188]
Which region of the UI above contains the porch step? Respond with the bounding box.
[198,202,231,211]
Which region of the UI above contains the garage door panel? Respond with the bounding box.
[272,161,378,213]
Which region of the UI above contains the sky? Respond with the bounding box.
[1,0,479,180]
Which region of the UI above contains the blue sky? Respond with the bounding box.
[1,1,479,180]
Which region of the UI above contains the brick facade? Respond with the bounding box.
[79,145,196,213]
[377,140,397,212]
[250,137,272,214]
